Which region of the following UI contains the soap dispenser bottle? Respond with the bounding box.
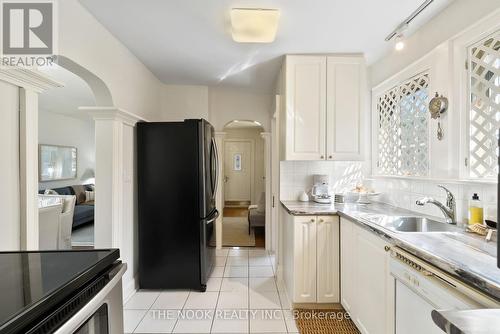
[468,193,483,225]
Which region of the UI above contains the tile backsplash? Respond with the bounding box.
[366,178,497,225]
[279,160,369,200]
[280,160,497,225]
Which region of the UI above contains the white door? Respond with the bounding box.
[285,55,327,160]
[293,216,317,303]
[316,216,340,303]
[0,80,20,251]
[224,140,252,202]
[326,56,365,160]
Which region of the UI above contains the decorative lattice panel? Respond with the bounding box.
[468,31,500,178]
[377,73,429,176]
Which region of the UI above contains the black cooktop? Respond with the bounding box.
[0,249,119,333]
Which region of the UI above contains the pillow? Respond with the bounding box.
[71,185,86,204]
[44,189,58,195]
[256,192,266,213]
[85,190,95,202]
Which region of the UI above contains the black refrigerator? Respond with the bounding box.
[137,119,219,292]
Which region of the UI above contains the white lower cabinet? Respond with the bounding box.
[293,216,317,302]
[283,213,340,304]
[317,216,340,303]
[340,217,395,334]
[340,216,355,313]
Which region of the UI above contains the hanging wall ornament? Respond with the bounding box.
[429,92,448,141]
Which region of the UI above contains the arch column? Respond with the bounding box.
[82,106,145,299]
[0,68,62,250]
[214,132,226,249]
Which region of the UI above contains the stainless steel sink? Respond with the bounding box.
[387,217,460,233]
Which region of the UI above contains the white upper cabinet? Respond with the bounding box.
[280,55,366,161]
[283,55,327,160]
[326,56,365,160]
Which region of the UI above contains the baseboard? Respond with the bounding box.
[292,302,344,310]
[276,264,284,282]
[122,274,138,303]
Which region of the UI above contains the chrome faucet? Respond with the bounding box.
[416,185,456,225]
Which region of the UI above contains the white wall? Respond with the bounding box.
[369,0,500,86]
[209,87,272,131]
[0,81,20,251]
[224,128,265,204]
[38,110,95,190]
[159,85,209,121]
[59,0,162,120]
[157,85,274,131]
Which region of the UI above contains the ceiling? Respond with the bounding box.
[38,64,96,120]
[79,0,453,93]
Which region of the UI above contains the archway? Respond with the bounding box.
[31,55,116,249]
[220,120,266,248]
[37,61,98,249]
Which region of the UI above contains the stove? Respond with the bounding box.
[0,249,125,334]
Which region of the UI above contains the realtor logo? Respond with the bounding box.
[1,1,53,55]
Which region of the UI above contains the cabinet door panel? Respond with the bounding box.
[340,218,355,313]
[293,216,317,302]
[326,56,365,160]
[285,56,326,160]
[317,216,340,303]
[355,228,394,334]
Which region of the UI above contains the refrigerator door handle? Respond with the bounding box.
[205,209,219,224]
[212,137,219,199]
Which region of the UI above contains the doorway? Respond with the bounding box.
[222,121,265,248]
[224,140,253,204]
[37,64,96,250]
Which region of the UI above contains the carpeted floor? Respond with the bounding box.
[222,217,256,247]
[295,309,360,334]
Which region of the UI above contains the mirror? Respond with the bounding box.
[39,144,77,181]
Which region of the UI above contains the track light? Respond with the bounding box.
[394,34,405,51]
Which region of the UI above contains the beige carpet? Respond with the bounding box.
[222,217,256,247]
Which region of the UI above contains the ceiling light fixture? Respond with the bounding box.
[230,8,280,43]
[394,33,405,51]
[385,0,434,50]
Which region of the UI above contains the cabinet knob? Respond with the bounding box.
[328,155,333,159]
[320,155,325,159]
[319,219,324,223]
[384,245,391,252]
[310,219,315,223]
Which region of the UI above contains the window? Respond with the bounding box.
[377,72,429,176]
[467,31,500,179]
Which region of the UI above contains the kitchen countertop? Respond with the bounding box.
[431,309,500,334]
[281,200,500,301]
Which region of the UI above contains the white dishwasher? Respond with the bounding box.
[390,247,499,334]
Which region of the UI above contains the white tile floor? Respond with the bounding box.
[124,248,298,334]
